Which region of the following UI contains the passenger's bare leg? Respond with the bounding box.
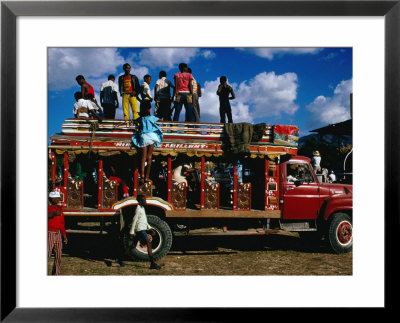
[140,146,148,183]
[145,144,154,182]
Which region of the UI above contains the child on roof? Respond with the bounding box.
[73,92,102,121]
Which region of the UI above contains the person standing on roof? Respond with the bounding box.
[172,63,195,122]
[139,74,153,117]
[187,67,201,122]
[75,75,102,112]
[118,63,141,120]
[217,76,235,124]
[48,190,68,275]
[154,70,174,121]
[100,74,119,119]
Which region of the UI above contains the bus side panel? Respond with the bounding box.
[265,159,280,211]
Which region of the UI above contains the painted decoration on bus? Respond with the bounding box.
[273,125,299,147]
[266,178,279,210]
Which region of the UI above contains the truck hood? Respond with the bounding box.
[323,183,353,196]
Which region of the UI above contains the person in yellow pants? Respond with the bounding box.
[118,63,141,120]
[122,93,139,120]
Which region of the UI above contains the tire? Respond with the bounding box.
[327,212,352,254]
[123,215,173,262]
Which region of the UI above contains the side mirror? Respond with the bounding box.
[294,180,302,187]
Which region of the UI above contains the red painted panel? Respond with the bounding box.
[233,165,237,210]
[50,151,56,187]
[201,157,205,209]
[167,157,172,204]
[282,161,320,220]
[98,160,103,209]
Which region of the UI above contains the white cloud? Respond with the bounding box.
[48,48,125,91]
[198,71,299,123]
[239,48,322,60]
[236,72,299,118]
[201,50,216,60]
[122,52,150,81]
[137,48,200,69]
[196,79,223,122]
[306,79,352,129]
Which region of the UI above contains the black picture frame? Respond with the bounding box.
[1,1,398,321]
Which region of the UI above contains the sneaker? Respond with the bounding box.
[149,262,161,270]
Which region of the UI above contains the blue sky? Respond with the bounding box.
[48,47,352,138]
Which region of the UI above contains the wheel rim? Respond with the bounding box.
[134,227,163,255]
[336,220,352,245]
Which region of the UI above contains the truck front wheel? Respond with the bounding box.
[123,215,173,262]
[327,212,352,254]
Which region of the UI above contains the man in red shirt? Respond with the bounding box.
[48,190,68,275]
[172,63,195,122]
[75,75,103,113]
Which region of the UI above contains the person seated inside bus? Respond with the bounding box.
[73,92,103,121]
[106,165,129,198]
[224,161,243,183]
[172,161,198,206]
[172,162,196,189]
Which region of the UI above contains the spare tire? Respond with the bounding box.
[123,215,173,262]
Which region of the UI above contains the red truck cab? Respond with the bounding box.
[280,155,353,253]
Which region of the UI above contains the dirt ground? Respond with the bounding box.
[50,231,352,276]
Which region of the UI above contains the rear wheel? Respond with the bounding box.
[123,215,173,261]
[327,212,352,254]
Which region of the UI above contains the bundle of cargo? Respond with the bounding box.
[50,118,299,158]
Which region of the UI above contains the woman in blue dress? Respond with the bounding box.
[131,108,163,184]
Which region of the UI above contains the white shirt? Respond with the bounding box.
[172,164,191,185]
[141,81,153,101]
[100,80,118,93]
[130,205,151,234]
[100,80,119,105]
[155,77,174,100]
[73,98,98,118]
[329,173,336,182]
[312,156,321,167]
